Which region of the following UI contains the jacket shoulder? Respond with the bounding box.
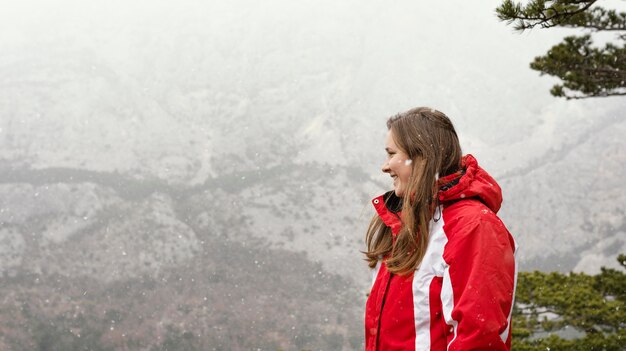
[442,198,501,226]
[441,199,513,250]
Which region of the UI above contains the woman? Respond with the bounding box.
[364,107,517,351]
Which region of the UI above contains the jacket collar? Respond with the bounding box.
[371,191,403,235]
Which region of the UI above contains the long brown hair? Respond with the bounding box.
[364,107,462,275]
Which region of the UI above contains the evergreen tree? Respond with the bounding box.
[496,0,626,99]
[512,254,626,350]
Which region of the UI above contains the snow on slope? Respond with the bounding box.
[0,0,624,281]
[498,105,626,272]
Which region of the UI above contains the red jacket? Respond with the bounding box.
[365,154,517,351]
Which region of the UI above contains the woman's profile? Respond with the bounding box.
[364,107,517,351]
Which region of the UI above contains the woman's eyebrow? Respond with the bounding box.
[385,147,394,152]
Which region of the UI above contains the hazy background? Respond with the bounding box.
[1,0,624,350]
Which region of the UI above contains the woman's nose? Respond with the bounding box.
[381,160,390,173]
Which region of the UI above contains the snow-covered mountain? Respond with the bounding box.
[0,0,624,349]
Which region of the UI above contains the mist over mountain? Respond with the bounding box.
[0,0,624,349]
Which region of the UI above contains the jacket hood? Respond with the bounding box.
[437,154,503,213]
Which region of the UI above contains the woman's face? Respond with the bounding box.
[382,130,413,198]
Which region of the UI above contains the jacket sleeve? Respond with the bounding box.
[441,216,517,351]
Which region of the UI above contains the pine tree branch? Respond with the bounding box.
[566,8,626,31]
[496,0,599,31]
[562,91,626,99]
[578,26,625,31]
[529,34,626,98]
[542,2,597,28]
